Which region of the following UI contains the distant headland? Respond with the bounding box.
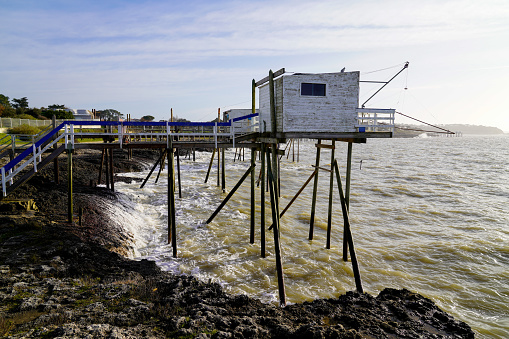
[394,124,505,138]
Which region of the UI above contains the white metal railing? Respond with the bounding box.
[355,108,395,133]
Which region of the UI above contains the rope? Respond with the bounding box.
[362,63,407,75]
[396,112,454,134]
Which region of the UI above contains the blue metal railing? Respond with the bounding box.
[0,114,259,197]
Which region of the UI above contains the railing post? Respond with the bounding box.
[1,167,6,197]
[166,122,170,148]
[32,143,37,173]
[65,124,69,146]
[214,123,218,149]
[70,124,75,148]
[230,120,235,148]
[118,123,123,149]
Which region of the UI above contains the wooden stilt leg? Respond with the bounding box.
[67,143,73,224]
[267,149,286,306]
[98,149,105,185]
[105,147,110,190]
[177,149,182,198]
[326,140,335,249]
[109,148,114,192]
[205,149,216,183]
[260,143,266,258]
[217,147,220,187]
[333,159,363,293]
[344,142,353,261]
[168,141,177,257]
[221,148,225,193]
[206,164,255,224]
[155,150,167,184]
[309,139,321,240]
[141,150,165,188]
[250,147,256,244]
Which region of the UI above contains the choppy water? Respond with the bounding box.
[113,135,508,338]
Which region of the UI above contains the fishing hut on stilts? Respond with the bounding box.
[0,64,406,308]
[206,66,402,305]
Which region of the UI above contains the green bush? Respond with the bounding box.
[8,124,40,135]
[17,114,36,120]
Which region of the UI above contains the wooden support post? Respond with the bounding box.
[333,159,363,293]
[221,148,226,193]
[269,169,317,231]
[292,139,295,162]
[105,147,110,190]
[109,148,115,192]
[206,164,255,224]
[205,149,216,183]
[168,141,177,257]
[250,147,256,244]
[67,143,73,224]
[269,70,276,135]
[267,150,286,306]
[344,142,353,261]
[217,108,221,187]
[260,143,266,258]
[326,140,336,249]
[176,149,182,198]
[98,149,105,185]
[141,150,166,189]
[217,146,220,187]
[155,150,167,184]
[309,139,321,240]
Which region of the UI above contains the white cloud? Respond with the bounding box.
[1,0,508,128]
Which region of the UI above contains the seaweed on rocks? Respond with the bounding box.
[0,149,475,338]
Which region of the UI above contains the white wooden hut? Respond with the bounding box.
[223,109,259,132]
[258,71,394,137]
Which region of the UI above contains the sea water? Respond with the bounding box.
[113,135,509,338]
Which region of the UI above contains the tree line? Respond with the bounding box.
[0,94,125,121]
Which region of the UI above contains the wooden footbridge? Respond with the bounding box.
[0,67,402,306]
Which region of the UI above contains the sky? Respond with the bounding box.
[1,0,508,131]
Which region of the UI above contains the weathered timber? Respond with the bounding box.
[204,149,216,184]
[140,149,165,189]
[67,143,73,224]
[333,159,363,293]
[309,139,321,240]
[255,67,285,87]
[250,147,256,244]
[260,143,266,258]
[326,140,336,249]
[266,150,286,306]
[344,142,353,261]
[206,164,255,225]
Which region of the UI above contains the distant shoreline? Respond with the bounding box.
[394,123,505,138]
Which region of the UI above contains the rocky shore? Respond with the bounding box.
[0,149,475,338]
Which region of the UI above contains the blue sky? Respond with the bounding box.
[1,0,508,130]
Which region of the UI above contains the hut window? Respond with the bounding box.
[301,83,326,96]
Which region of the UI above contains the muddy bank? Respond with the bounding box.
[0,149,475,338]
